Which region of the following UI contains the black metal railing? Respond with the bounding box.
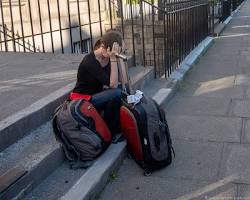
[0,0,243,78]
[113,0,211,77]
[0,0,105,53]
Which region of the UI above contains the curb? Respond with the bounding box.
[153,36,214,106]
[61,36,215,200]
[61,142,127,200]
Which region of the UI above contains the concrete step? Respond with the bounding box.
[23,162,87,200]
[0,63,154,200]
[23,142,126,200]
[0,84,72,152]
[0,122,64,200]
[129,66,154,91]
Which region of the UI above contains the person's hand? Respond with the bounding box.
[107,42,121,61]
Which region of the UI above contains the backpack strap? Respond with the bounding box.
[152,99,175,159]
[158,108,175,158]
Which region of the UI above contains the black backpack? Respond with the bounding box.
[52,99,112,169]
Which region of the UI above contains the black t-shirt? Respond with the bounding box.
[73,52,111,95]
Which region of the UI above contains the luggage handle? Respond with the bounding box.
[116,53,133,95]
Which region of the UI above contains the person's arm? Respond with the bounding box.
[109,57,119,88]
[107,42,121,88]
[117,58,128,85]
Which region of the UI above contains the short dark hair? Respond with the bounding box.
[100,30,122,49]
[94,39,101,50]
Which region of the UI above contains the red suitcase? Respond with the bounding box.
[117,54,174,175]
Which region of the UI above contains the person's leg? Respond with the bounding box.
[90,88,121,135]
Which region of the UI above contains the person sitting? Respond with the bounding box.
[70,30,124,141]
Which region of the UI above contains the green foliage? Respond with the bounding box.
[109,172,118,181]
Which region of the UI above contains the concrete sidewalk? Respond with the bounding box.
[100,1,250,199]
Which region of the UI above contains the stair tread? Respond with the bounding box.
[143,78,169,98]
[23,162,86,200]
[0,121,60,176]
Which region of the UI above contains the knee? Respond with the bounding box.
[109,88,122,102]
[113,88,122,98]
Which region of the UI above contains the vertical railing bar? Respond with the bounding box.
[202,4,204,41]
[16,31,20,51]
[190,0,193,51]
[3,25,8,52]
[212,0,215,35]
[47,0,54,53]
[173,0,176,69]
[67,0,73,53]
[170,0,173,74]
[184,4,187,58]
[204,4,207,38]
[97,0,103,36]
[140,0,145,68]
[8,0,16,51]
[152,0,156,78]
[129,0,136,65]
[87,0,93,51]
[195,5,197,46]
[200,5,203,42]
[37,0,45,53]
[191,2,194,50]
[143,1,146,20]
[179,9,183,63]
[195,4,197,46]
[186,0,189,54]
[183,5,186,60]
[109,0,113,29]
[0,1,7,51]
[27,0,35,52]
[208,2,210,35]
[120,0,125,38]
[177,0,179,67]
[56,0,64,53]
[0,31,2,51]
[183,7,186,59]
[197,5,200,44]
[166,3,170,76]
[197,5,199,45]
[18,0,25,52]
[174,0,177,69]
[76,0,83,53]
[178,9,181,64]
[163,6,167,78]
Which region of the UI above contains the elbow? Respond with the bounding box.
[109,83,115,88]
[109,81,117,88]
